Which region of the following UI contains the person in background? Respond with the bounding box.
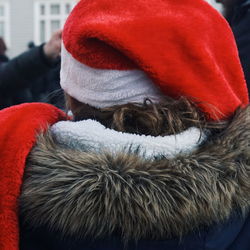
[0,0,249,250]
[0,37,9,64]
[216,0,250,93]
[0,30,62,109]
[29,63,62,108]
[27,41,35,50]
[27,40,62,109]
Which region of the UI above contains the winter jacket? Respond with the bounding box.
[0,103,250,250]
[0,46,61,109]
[228,0,250,93]
[0,54,9,63]
[29,63,63,108]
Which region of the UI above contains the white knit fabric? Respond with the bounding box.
[60,44,164,108]
[51,119,207,159]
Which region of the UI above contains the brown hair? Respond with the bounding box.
[66,95,228,136]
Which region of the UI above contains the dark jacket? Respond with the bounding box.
[19,106,250,250]
[0,45,61,109]
[0,54,9,63]
[29,63,63,108]
[228,0,250,93]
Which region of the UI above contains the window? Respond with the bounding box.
[65,4,71,14]
[50,4,60,15]
[34,1,76,45]
[0,2,10,47]
[0,6,4,17]
[40,20,45,43]
[0,22,4,37]
[51,20,60,33]
[40,4,45,15]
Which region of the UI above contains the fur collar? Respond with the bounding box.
[20,107,250,241]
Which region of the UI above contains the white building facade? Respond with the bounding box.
[0,0,10,48]
[0,0,77,58]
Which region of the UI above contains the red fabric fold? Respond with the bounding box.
[0,103,67,250]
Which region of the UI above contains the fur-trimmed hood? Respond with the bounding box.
[20,107,250,241]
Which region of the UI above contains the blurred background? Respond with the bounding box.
[0,0,78,58]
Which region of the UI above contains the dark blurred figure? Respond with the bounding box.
[216,0,250,94]
[0,30,63,109]
[27,39,62,108]
[30,61,62,108]
[0,37,9,63]
[27,41,35,50]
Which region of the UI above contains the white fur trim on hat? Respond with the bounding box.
[60,44,164,108]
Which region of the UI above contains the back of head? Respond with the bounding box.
[61,0,249,131]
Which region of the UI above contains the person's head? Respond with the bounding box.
[61,0,248,135]
[0,37,7,55]
[27,41,35,50]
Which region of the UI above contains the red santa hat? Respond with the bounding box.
[61,0,249,120]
